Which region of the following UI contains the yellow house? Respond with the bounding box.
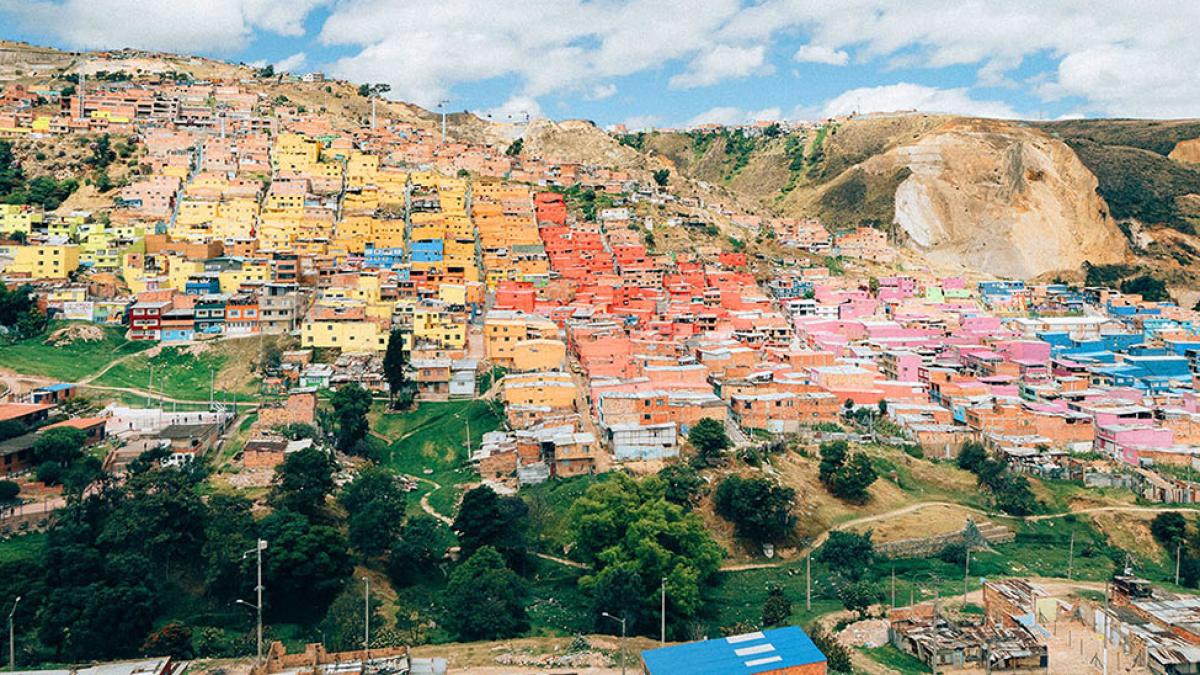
[4,244,80,279]
[300,304,388,352]
[272,133,320,173]
[484,310,560,366]
[510,338,567,373]
[166,256,205,292]
[411,308,466,349]
[0,204,43,235]
[218,263,271,293]
[501,371,576,409]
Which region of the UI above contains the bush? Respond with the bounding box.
[939,541,967,565]
[818,530,874,580]
[714,475,796,546]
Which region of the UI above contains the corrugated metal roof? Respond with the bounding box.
[642,626,826,675]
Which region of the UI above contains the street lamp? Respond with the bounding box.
[238,539,268,666]
[8,596,20,671]
[362,576,371,663]
[601,612,627,675]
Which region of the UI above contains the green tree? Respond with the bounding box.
[320,580,388,651]
[957,441,989,473]
[270,446,335,516]
[442,547,528,641]
[761,585,792,627]
[1151,512,1189,549]
[0,480,18,509]
[1120,274,1170,302]
[388,515,446,586]
[652,169,670,186]
[201,493,256,600]
[688,417,730,467]
[838,580,879,618]
[330,383,372,454]
[818,530,874,581]
[658,464,703,509]
[31,426,86,467]
[569,473,723,638]
[99,469,207,569]
[382,329,414,409]
[589,564,645,633]
[452,485,528,571]
[505,138,524,156]
[340,466,408,558]
[258,509,353,620]
[990,473,1040,516]
[713,475,796,546]
[818,441,877,503]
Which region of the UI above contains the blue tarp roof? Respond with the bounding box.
[642,626,826,675]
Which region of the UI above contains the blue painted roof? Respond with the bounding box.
[642,626,826,675]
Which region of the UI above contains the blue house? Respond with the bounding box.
[363,245,406,269]
[642,626,826,675]
[410,240,444,263]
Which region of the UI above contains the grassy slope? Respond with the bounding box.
[0,322,152,381]
[92,339,262,401]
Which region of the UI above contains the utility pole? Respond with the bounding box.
[660,577,666,645]
[370,95,377,130]
[963,548,971,603]
[437,100,449,145]
[1177,543,1183,586]
[363,576,370,662]
[210,367,216,407]
[805,555,811,610]
[237,539,268,667]
[8,596,20,671]
[1067,531,1075,580]
[147,364,154,408]
[891,566,896,608]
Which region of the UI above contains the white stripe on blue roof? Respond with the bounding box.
[745,656,784,667]
[734,644,776,656]
[726,631,766,644]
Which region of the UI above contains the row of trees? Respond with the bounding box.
[956,442,1040,516]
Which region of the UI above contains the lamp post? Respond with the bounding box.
[601,612,627,675]
[363,576,371,663]
[237,539,268,666]
[8,596,20,671]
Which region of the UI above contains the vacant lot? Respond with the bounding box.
[0,322,152,381]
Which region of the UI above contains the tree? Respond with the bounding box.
[809,624,853,673]
[256,64,275,79]
[714,475,796,546]
[0,283,46,338]
[1151,512,1189,549]
[31,426,86,467]
[569,474,723,638]
[442,547,528,641]
[658,464,703,509]
[761,585,792,627]
[141,622,194,659]
[818,441,877,503]
[330,383,372,454]
[0,480,18,510]
[939,541,968,565]
[201,493,256,600]
[990,473,1040,516]
[99,469,208,569]
[388,515,446,586]
[505,138,524,156]
[270,446,335,516]
[453,485,528,571]
[957,441,989,473]
[382,329,414,409]
[652,169,670,187]
[260,341,283,374]
[589,564,645,633]
[688,417,731,467]
[839,580,879,618]
[1120,274,1170,302]
[320,580,388,651]
[340,467,408,558]
[258,509,353,620]
[818,530,874,581]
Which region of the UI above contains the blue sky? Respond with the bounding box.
[0,1,1192,127]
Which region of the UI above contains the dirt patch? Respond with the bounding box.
[846,504,979,544]
[839,618,890,648]
[1089,511,1172,562]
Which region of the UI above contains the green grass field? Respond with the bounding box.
[0,533,46,564]
[859,644,931,674]
[0,323,152,381]
[375,400,503,520]
[93,344,258,401]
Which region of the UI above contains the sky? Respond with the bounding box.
[1,0,1196,129]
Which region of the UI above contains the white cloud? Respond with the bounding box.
[274,51,307,73]
[793,44,848,66]
[669,44,770,89]
[479,95,542,123]
[615,114,662,131]
[806,82,1019,119]
[687,106,781,127]
[587,84,618,101]
[0,0,328,53]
